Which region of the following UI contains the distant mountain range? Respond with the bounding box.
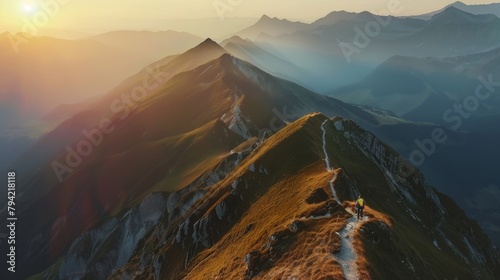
[232,7,500,92]
[331,46,500,123]
[412,1,500,19]
[233,15,309,40]
[329,43,500,246]
[409,7,500,54]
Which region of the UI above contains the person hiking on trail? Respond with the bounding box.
[355,195,365,219]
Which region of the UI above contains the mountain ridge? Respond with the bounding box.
[429,6,499,24]
[233,15,309,40]
[411,1,500,19]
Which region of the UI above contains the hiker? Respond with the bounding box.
[355,195,365,219]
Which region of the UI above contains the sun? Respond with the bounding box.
[21,2,38,14]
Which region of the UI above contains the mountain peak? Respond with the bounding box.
[358,11,375,17]
[304,112,328,122]
[256,14,295,24]
[259,14,273,22]
[442,5,465,13]
[312,10,366,27]
[185,38,226,55]
[436,5,471,19]
[223,35,249,46]
[201,37,218,45]
[253,14,276,25]
[451,1,466,6]
[430,5,495,23]
[236,14,307,39]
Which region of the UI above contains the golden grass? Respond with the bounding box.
[184,163,341,279]
[260,220,345,280]
[182,159,394,280]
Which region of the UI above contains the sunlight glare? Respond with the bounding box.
[21,2,37,14]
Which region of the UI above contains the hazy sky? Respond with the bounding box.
[1,0,498,34]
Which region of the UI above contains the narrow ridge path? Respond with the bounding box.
[321,119,360,280]
[321,120,340,204]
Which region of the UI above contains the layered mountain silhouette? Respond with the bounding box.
[408,7,500,55]
[234,15,309,40]
[413,1,500,19]
[236,7,500,92]
[5,36,499,279]
[332,48,500,123]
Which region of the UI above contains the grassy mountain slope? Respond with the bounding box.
[102,114,499,280]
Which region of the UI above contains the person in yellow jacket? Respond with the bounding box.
[355,195,365,219]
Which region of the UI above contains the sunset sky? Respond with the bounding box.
[0,0,498,35]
